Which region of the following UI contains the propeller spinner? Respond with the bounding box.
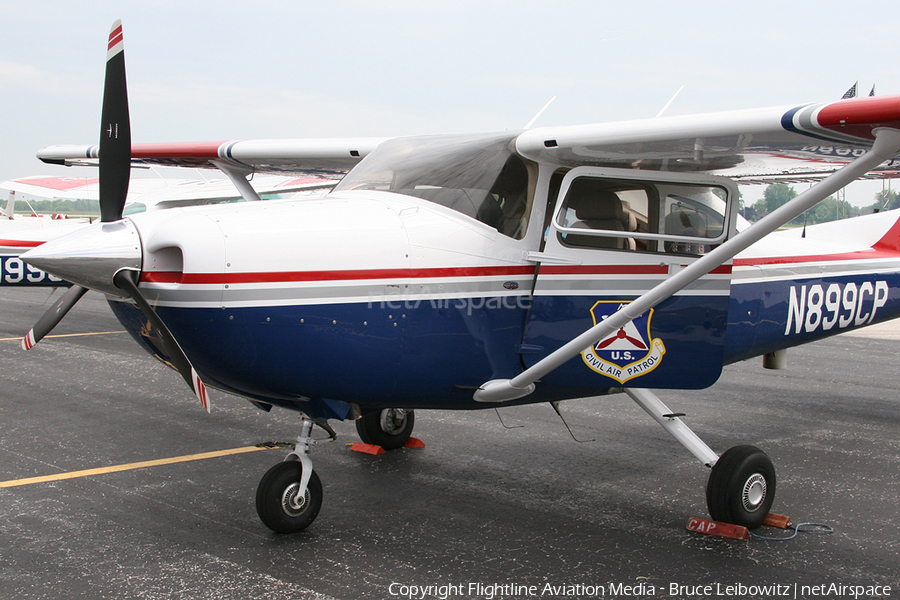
[20,20,209,411]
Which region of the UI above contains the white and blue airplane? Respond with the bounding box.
[21,21,900,534]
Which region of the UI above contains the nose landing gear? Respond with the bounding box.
[256,419,334,534]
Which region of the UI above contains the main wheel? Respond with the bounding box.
[355,408,415,450]
[256,461,323,534]
[706,445,776,529]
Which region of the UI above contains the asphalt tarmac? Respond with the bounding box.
[0,287,897,600]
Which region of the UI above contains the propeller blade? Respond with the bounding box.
[99,19,131,223]
[20,21,133,351]
[21,285,89,350]
[623,335,647,350]
[594,327,648,351]
[23,22,207,411]
[113,270,210,412]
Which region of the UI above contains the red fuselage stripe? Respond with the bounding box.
[142,266,536,284]
[139,264,733,285]
[0,239,43,248]
[734,249,900,266]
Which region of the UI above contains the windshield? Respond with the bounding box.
[335,133,533,238]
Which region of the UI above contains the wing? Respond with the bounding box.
[1,174,336,209]
[516,95,900,183]
[37,96,900,185]
[37,137,390,178]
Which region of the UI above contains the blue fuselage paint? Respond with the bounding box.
[110,266,900,420]
[109,289,730,416]
[724,272,900,364]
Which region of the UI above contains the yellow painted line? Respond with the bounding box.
[0,330,126,342]
[0,445,281,488]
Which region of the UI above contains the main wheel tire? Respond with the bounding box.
[355,408,415,450]
[256,461,322,534]
[706,445,776,529]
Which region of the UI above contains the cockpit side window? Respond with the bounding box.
[556,176,729,255]
[122,202,147,216]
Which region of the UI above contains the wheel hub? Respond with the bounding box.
[281,482,309,517]
[380,409,408,435]
[741,473,767,512]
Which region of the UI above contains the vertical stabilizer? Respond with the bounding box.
[2,190,14,220]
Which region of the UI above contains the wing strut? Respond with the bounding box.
[211,160,263,202]
[474,128,900,403]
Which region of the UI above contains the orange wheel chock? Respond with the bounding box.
[350,442,386,455]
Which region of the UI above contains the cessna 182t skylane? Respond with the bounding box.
[20,21,900,533]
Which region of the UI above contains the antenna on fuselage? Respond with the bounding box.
[493,408,524,429]
[550,401,595,443]
[524,96,557,129]
[656,85,685,118]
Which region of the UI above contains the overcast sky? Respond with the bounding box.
[2,0,899,205]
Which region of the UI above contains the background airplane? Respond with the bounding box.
[20,20,900,535]
[0,174,335,287]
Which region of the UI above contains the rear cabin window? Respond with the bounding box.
[556,177,728,255]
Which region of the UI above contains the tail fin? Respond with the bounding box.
[872,210,900,253]
[2,190,14,219]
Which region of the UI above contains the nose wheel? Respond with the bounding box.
[256,418,332,534]
[256,461,323,534]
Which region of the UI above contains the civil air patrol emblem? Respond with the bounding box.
[581,300,666,384]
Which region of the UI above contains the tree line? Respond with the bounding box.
[739,183,899,225]
[13,198,100,216]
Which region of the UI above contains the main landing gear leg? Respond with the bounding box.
[624,388,776,529]
[355,408,415,450]
[256,418,333,534]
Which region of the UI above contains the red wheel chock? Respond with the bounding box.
[761,513,792,529]
[686,513,791,540]
[349,438,425,455]
[686,517,750,540]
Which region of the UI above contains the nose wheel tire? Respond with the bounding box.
[355,408,415,450]
[256,461,323,534]
[706,445,776,529]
